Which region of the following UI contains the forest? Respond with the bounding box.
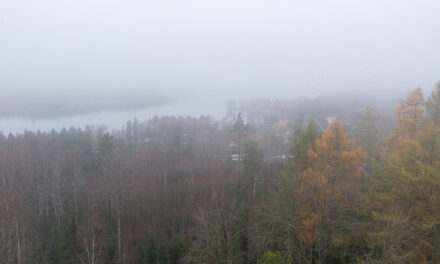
[0,84,439,264]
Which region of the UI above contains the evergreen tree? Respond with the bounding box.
[168,232,188,263]
[233,113,248,188]
[288,121,321,174]
[158,245,170,264]
[48,230,70,264]
[353,106,382,171]
[257,252,292,264]
[96,133,115,170]
[231,203,250,264]
[144,236,158,264]
[241,141,263,202]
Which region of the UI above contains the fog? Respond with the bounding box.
[1,0,439,133]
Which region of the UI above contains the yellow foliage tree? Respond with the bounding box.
[366,83,440,263]
[387,88,424,154]
[299,120,367,262]
[422,82,440,165]
[366,139,440,263]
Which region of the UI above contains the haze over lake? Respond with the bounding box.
[1,0,439,135]
[0,94,225,134]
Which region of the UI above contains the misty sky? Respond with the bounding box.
[1,0,439,124]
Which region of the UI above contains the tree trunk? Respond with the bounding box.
[117,207,122,264]
[253,173,258,203]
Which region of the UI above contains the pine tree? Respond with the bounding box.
[288,121,321,174]
[233,113,248,188]
[353,106,382,171]
[96,133,115,171]
[241,141,263,202]
[158,245,170,264]
[257,252,291,264]
[144,236,158,264]
[48,229,71,264]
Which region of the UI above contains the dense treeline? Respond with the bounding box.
[0,115,276,264]
[188,85,440,264]
[0,85,439,263]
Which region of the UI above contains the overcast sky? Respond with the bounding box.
[0,0,439,121]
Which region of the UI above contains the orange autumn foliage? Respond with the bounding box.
[387,88,424,154]
[298,121,367,258]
